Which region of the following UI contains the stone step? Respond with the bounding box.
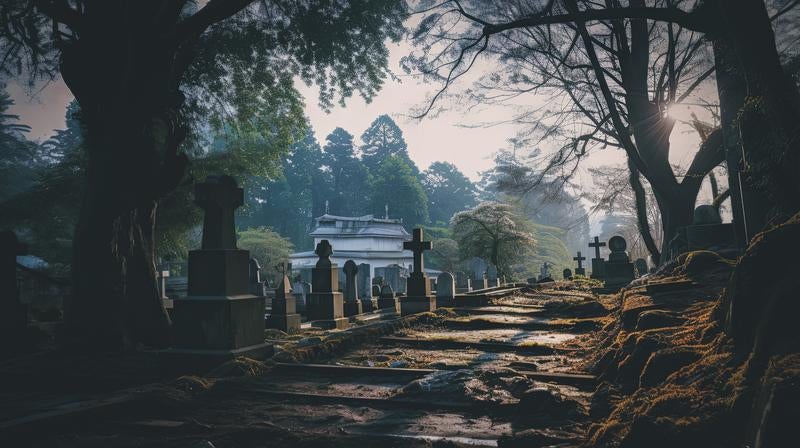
[272,362,436,378]
[379,336,568,355]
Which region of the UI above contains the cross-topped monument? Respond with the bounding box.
[573,251,586,276]
[589,236,607,280]
[342,260,363,317]
[589,236,606,260]
[194,175,243,250]
[400,228,436,315]
[403,228,432,275]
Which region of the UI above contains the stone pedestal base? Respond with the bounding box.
[436,296,456,308]
[604,262,635,290]
[361,298,379,312]
[377,297,400,314]
[172,294,265,355]
[590,259,605,279]
[574,268,586,277]
[400,295,436,316]
[343,300,363,317]
[311,317,349,329]
[267,313,301,333]
[307,291,344,320]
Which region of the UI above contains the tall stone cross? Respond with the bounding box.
[403,228,432,274]
[195,175,243,250]
[589,236,606,260]
[573,251,586,269]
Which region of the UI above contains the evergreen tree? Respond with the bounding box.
[0,85,37,202]
[360,115,417,174]
[421,161,478,225]
[322,128,369,216]
[369,155,429,229]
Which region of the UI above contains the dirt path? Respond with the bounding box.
[2,285,609,447]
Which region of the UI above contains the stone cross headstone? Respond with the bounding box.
[195,175,242,250]
[342,260,363,317]
[563,268,573,280]
[173,176,267,359]
[400,228,436,315]
[589,236,607,279]
[267,275,301,332]
[0,231,28,334]
[435,272,456,307]
[307,240,347,329]
[604,236,635,290]
[573,251,586,276]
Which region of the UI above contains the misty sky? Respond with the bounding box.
[7,40,721,232]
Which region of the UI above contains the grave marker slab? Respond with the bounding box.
[267,275,301,333]
[435,272,456,307]
[589,237,607,279]
[377,284,399,313]
[563,268,573,280]
[342,260,363,317]
[604,236,635,290]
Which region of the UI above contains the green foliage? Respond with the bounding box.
[369,155,429,229]
[321,127,370,216]
[237,227,294,284]
[422,161,478,225]
[511,222,572,280]
[451,201,536,277]
[360,114,417,174]
[0,85,37,202]
[429,237,460,272]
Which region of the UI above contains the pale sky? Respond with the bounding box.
[8,39,721,232]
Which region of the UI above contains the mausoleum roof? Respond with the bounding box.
[310,214,411,239]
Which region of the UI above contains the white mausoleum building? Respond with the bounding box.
[289,214,413,277]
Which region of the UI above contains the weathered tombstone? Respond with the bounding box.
[573,251,587,277]
[563,268,573,280]
[158,270,172,311]
[469,257,488,281]
[357,263,372,299]
[371,284,381,298]
[378,284,399,313]
[486,265,499,287]
[342,260,363,317]
[292,280,309,314]
[455,271,471,293]
[400,229,437,315]
[589,236,607,279]
[266,275,301,333]
[376,264,404,294]
[0,231,28,335]
[249,258,266,297]
[172,176,267,359]
[685,205,736,252]
[435,272,456,307]
[307,240,348,329]
[634,258,649,277]
[604,236,635,290]
[538,262,552,281]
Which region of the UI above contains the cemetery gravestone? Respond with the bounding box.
[307,240,348,329]
[342,260,363,317]
[172,176,267,360]
[604,236,635,290]
[538,262,553,282]
[0,231,28,335]
[477,273,489,290]
[400,229,437,316]
[249,258,266,297]
[685,205,736,252]
[563,268,573,280]
[573,251,586,276]
[455,271,471,293]
[469,257,488,282]
[378,284,400,314]
[487,265,499,287]
[266,275,301,333]
[436,272,456,308]
[372,284,382,298]
[635,258,649,277]
[292,280,309,314]
[359,263,378,312]
[589,236,607,279]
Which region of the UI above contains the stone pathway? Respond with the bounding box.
[1,285,608,447]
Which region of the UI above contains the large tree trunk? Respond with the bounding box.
[60,6,189,351]
[627,158,661,265]
[710,0,800,227]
